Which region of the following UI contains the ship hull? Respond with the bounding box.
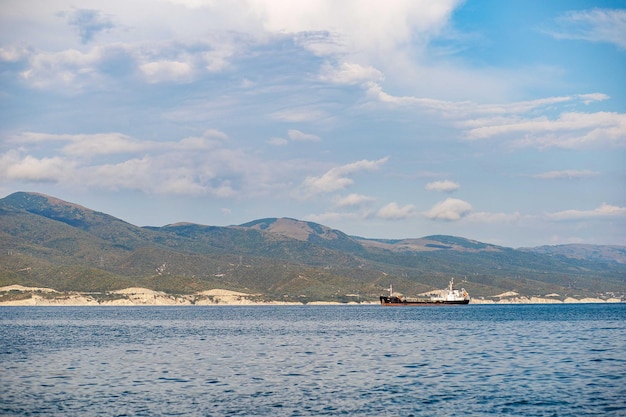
[379,296,470,306]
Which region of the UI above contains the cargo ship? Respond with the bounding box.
[379,278,470,306]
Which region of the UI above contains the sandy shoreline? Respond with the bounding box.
[0,285,369,306]
[0,285,622,306]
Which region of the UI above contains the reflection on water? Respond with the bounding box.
[1,304,625,416]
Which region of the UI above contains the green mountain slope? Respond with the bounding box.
[1,192,624,301]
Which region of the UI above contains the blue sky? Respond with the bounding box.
[1,0,625,247]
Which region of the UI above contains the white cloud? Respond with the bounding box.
[76,151,241,197]
[6,127,401,202]
[19,47,106,90]
[376,202,416,220]
[270,108,328,122]
[1,152,74,182]
[467,211,523,224]
[87,156,155,191]
[0,130,279,198]
[64,134,154,156]
[302,157,389,195]
[12,132,156,156]
[550,8,626,50]
[365,82,422,106]
[319,61,383,85]
[202,129,229,140]
[0,46,30,62]
[246,0,459,58]
[577,93,610,104]
[176,136,226,151]
[426,198,472,221]
[336,193,374,207]
[467,95,591,116]
[139,60,194,83]
[267,137,288,146]
[374,85,608,117]
[8,0,455,90]
[465,111,623,139]
[12,130,229,156]
[305,211,362,224]
[425,180,459,192]
[103,156,228,196]
[159,175,234,197]
[155,0,458,53]
[532,170,600,180]
[288,129,321,142]
[165,0,211,8]
[546,203,626,221]
[4,0,463,91]
[11,131,75,144]
[200,42,236,72]
[464,111,626,149]
[15,38,237,91]
[267,130,321,146]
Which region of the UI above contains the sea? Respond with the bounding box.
[1,304,625,416]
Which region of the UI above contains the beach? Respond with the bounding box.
[0,285,621,306]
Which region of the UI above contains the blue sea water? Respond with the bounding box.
[0,304,625,416]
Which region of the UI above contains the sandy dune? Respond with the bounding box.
[0,285,621,306]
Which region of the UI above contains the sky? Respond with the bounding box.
[1,0,625,248]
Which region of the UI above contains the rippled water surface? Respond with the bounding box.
[1,304,625,416]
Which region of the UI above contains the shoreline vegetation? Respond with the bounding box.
[0,285,622,306]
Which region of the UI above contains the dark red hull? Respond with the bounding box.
[379,296,470,306]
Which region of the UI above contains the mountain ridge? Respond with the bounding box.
[1,191,624,301]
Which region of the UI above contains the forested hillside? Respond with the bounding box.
[1,192,624,301]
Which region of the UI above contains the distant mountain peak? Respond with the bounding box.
[0,191,122,229]
[423,235,497,251]
[355,234,502,253]
[164,222,199,227]
[2,191,91,212]
[239,217,346,241]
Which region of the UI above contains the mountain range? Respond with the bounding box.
[1,191,624,302]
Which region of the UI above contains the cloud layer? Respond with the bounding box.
[0,1,624,246]
[550,8,626,50]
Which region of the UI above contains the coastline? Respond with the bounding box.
[0,285,622,306]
